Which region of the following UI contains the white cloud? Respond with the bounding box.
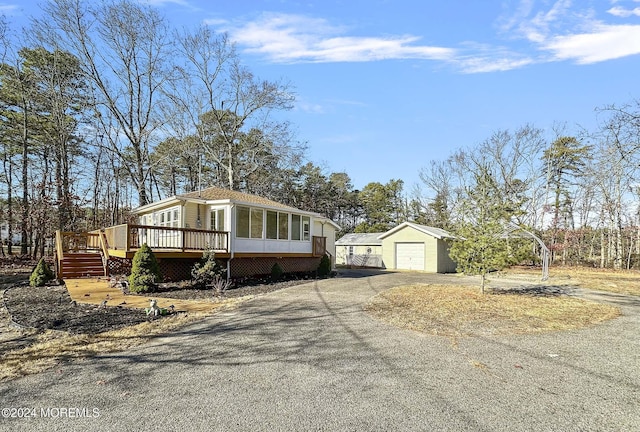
[456,55,535,74]
[213,4,640,74]
[0,4,19,14]
[226,13,456,63]
[497,0,640,65]
[607,6,640,17]
[543,24,640,63]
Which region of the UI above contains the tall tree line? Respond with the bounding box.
[0,0,408,257]
[417,111,640,270]
[1,1,640,269]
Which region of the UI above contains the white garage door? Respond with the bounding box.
[395,243,425,271]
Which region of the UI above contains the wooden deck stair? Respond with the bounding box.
[60,252,105,278]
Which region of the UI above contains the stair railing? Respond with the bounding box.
[55,230,64,279]
[98,230,110,276]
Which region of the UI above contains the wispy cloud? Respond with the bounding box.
[0,3,20,15]
[224,13,456,63]
[212,3,640,73]
[499,0,640,64]
[542,23,640,63]
[608,3,640,18]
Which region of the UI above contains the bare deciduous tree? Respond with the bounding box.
[35,0,175,206]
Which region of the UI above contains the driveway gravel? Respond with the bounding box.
[1,270,638,431]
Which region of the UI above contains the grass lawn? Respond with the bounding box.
[0,314,205,382]
[365,266,638,337]
[365,283,621,337]
[544,267,640,296]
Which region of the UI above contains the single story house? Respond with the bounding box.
[378,222,456,273]
[55,187,340,280]
[335,232,384,268]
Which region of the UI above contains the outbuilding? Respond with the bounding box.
[378,222,456,273]
[335,232,384,268]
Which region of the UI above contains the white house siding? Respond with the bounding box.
[136,198,337,258]
[234,238,311,254]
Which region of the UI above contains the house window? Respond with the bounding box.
[236,206,250,238]
[266,211,278,239]
[302,216,310,241]
[236,206,264,239]
[278,212,289,240]
[251,208,263,239]
[290,214,311,241]
[210,208,225,231]
[267,211,289,240]
[154,206,180,228]
[291,215,301,241]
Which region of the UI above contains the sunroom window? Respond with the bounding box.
[236,206,264,239]
[267,211,289,240]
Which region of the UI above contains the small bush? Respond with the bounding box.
[211,275,232,297]
[29,258,55,287]
[129,244,162,293]
[271,262,283,282]
[191,249,226,288]
[317,254,332,278]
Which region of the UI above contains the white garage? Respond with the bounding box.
[395,242,425,271]
[379,222,457,273]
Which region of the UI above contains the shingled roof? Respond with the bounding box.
[178,187,297,211]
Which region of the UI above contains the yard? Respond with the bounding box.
[1,260,636,382]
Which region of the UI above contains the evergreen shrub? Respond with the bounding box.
[129,244,162,293]
[29,258,55,287]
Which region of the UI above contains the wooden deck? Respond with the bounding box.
[54,226,328,280]
[54,226,229,279]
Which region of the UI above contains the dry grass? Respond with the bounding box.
[507,266,640,296]
[0,302,244,383]
[365,284,621,337]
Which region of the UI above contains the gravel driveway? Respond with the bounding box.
[2,270,639,431]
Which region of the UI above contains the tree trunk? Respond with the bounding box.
[20,100,29,256]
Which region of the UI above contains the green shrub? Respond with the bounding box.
[129,244,162,293]
[271,262,283,282]
[191,249,226,288]
[29,258,55,287]
[317,254,332,278]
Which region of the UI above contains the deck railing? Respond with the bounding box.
[312,236,327,257]
[54,230,102,279]
[103,224,229,253]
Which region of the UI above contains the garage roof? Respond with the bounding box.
[336,232,383,246]
[378,222,454,240]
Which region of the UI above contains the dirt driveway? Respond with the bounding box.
[2,270,639,431]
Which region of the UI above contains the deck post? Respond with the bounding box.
[125,224,131,251]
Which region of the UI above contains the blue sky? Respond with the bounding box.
[5,0,640,191]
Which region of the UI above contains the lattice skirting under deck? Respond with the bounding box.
[229,257,321,278]
[106,256,321,281]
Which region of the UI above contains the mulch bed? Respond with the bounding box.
[145,273,318,300]
[2,270,316,338]
[4,284,149,335]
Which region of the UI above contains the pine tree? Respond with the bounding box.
[29,257,55,287]
[449,166,514,294]
[129,244,162,293]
